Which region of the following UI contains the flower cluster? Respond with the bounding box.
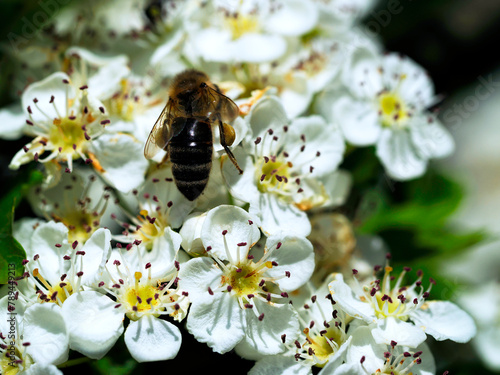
[0,0,476,374]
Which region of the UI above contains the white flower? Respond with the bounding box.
[313,0,377,34]
[457,282,500,371]
[0,103,27,140]
[184,0,318,63]
[10,65,148,192]
[88,131,149,193]
[0,301,68,374]
[147,1,192,77]
[64,47,130,102]
[27,168,114,244]
[223,96,345,236]
[111,167,193,256]
[61,241,185,362]
[21,222,112,302]
[4,222,112,362]
[328,260,476,348]
[318,50,455,180]
[53,0,150,40]
[336,325,435,375]
[100,73,167,136]
[178,205,314,354]
[249,275,353,374]
[9,72,108,178]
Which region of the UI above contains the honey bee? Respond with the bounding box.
[144,69,243,201]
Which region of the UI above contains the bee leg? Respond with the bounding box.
[218,120,243,174]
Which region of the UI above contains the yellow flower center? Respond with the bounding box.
[0,346,32,375]
[303,326,343,367]
[223,262,266,297]
[134,210,167,250]
[295,51,328,76]
[224,14,260,40]
[53,211,97,244]
[32,268,74,304]
[124,273,162,320]
[105,79,140,122]
[49,117,89,155]
[256,157,292,193]
[378,92,409,128]
[374,291,404,319]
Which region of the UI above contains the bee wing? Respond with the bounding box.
[204,85,240,123]
[144,100,176,160]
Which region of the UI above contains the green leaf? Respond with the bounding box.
[92,357,137,375]
[356,169,485,259]
[0,168,43,283]
[0,203,26,283]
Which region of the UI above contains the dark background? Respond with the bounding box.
[0,0,499,374]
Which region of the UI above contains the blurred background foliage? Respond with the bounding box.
[0,0,499,374]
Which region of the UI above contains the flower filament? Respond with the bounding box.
[356,260,434,321]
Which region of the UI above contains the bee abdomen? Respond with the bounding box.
[169,118,213,200]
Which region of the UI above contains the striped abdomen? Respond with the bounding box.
[169,117,213,201]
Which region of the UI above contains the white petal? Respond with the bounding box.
[265,0,318,36]
[179,211,207,256]
[252,194,311,237]
[0,296,25,335]
[371,317,427,348]
[61,291,124,359]
[410,301,476,343]
[232,33,287,63]
[345,325,385,368]
[222,147,261,206]
[410,116,455,159]
[9,144,36,170]
[13,217,45,251]
[23,304,69,365]
[201,205,261,262]
[382,53,434,109]
[246,96,289,142]
[66,47,128,68]
[320,335,353,373]
[328,273,376,323]
[24,364,63,375]
[22,72,74,122]
[334,95,381,146]
[249,355,311,375]
[87,59,130,101]
[319,169,352,208]
[29,221,70,283]
[79,228,112,286]
[263,234,314,292]
[186,292,245,353]
[150,29,184,67]
[341,45,382,99]
[279,74,314,119]
[474,329,500,371]
[347,325,435,375]
[243,301,299,355]
[330,363,363,375]
[376,128,427,181]
[140,167,196,229]
[124,315,181,362]
[90,133,148,193]
[127,228,181,279]
[287,115,345,176]
[189,28,234,62]
[0,103,27,140]
[177,257,223,302]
